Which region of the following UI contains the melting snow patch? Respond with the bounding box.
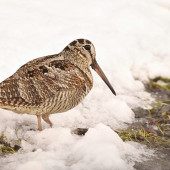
[0,124,154,170]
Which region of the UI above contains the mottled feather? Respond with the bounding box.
[0,39,115,130]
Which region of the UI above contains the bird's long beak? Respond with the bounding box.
[91,59,116,95]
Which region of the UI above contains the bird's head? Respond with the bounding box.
[64,39,116,95]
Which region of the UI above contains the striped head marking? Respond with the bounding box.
[64,39,96,66]
[64,38,116,96]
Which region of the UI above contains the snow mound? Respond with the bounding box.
[1,124,154,170]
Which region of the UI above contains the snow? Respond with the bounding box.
[0,0,170,169]
[0,124,154,170]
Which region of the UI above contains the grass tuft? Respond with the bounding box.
[0,134,21,154]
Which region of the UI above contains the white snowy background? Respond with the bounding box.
[0,0,170,169]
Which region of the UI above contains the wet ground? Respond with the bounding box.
[133,78,170,170]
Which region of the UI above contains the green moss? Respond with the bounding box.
[0,134,7,144]
[149,76,170,91]
[144,99,170,119]
[115,129,170,148]
[153,77,170,83]
[0,134,21,154]
[152,81,170,91]
[0,146,15,154]
[145,77,170,92]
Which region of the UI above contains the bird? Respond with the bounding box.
[0,39,116,131]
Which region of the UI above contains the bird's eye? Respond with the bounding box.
[83,45,91,51]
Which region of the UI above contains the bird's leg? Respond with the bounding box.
[37,115,42,131]
[42,114,53,128]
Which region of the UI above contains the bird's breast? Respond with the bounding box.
[44,75,93,114]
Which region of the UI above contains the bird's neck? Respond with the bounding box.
[62,51,93,88]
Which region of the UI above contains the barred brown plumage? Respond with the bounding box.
[0,39,116,130]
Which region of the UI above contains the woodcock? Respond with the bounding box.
[0,39,116,131]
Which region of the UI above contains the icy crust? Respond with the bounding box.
[0,124,154,170]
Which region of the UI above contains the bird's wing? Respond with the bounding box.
[0,57,86,106]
